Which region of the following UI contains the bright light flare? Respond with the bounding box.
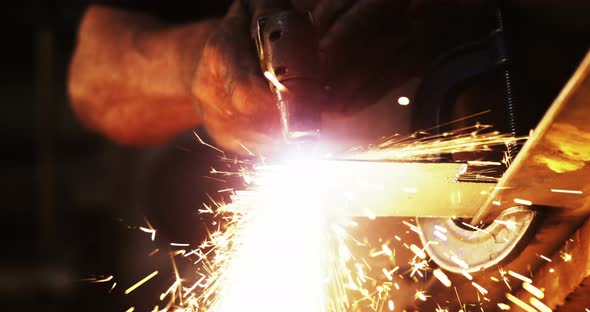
[205,161,328,311]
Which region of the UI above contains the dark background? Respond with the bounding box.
[1,2,231,311]
[2,1,589,311]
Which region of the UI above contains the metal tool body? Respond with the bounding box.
[253,10,325,143]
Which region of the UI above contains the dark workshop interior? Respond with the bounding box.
[2,2,232,311]
[2,1,589,311]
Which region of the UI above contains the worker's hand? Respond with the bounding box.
[192,1,284,155]
[192,0,492,154]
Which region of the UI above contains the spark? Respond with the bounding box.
[79,275,113,283]
[125,271,159,295]
[415,290,429,301]
[388,299,395,310]
[472,282,488,295]
[497,302,511,310]
[348,121,526,162]
[529,298,552,312]
[550,188,583,194]
[505,293,537,312]
[507,270,533,284]
[148,248,160,257]
[539,255,552,262]
[499,268,512,290]
[238,142,255,156]
[461,272,473,281]
[433,269,452,287]
[193,131,224,154]
[410,244,426,259]
[140,218,157,241]
[522,282,544,299]
[109,282,117,293]
[170,243,190,247]
[560,251,572,262]
[126,307,135,312]
[122,122,529,311]
[513,198,533,206]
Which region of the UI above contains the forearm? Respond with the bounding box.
[68,5,219,145]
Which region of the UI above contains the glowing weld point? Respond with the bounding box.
[397,96,410,105]
[514,198,533,206]
[264,71,287,91]
[530,297,552,312]
[522,282,544,299]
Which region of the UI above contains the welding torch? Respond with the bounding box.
[250,1,327,145]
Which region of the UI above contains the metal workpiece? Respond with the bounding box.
[254,10,325,143]
[417,206,537,273]
[238,161,495,218]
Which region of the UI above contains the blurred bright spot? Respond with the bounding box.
[397,96,410,105]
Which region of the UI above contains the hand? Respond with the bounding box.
[192,1,284,155]
[192,0,493,154]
